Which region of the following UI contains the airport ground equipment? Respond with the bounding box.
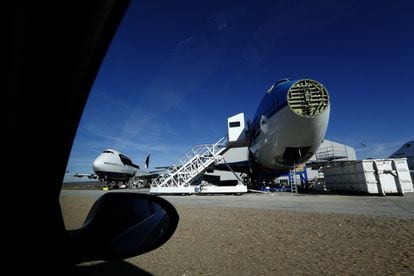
[150,137,247,194]
[271,164,308,192]
[150,113,250,194]
[289,166,298,193]
[324,158,413,195]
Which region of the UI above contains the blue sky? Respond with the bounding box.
[66,0,414,174]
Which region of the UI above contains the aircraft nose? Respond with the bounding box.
[92,156,104,172]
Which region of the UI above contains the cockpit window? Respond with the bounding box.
[402,143,411,148]
[103,150,114,154]
[119,154,132,165]
[119,154,140,169]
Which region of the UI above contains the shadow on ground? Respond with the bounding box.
[70,260,152,276]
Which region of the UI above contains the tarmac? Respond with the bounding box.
[60,187,414,275]
[61,188,414,218]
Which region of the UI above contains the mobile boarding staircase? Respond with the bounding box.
[149,137,247,194]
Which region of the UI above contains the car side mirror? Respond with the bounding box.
[67,192,179,264]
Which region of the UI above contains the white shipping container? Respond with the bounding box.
[324,158,413,195]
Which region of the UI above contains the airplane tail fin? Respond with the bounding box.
[145,153,150,169]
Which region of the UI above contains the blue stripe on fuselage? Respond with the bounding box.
[251,79,296,137]
[251,101,288,136]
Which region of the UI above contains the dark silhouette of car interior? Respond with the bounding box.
[10,0,179,274]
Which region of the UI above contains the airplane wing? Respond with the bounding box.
[74,173,98,179]
[154,166,171,169]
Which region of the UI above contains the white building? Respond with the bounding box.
[310,139,357,162]
[273,139,357,189]
[302,139,356,190]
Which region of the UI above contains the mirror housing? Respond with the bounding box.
[68,192,179,264]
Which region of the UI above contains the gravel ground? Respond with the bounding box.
[60,194,414,275]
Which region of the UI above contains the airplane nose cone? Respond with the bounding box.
[92,156,104,173]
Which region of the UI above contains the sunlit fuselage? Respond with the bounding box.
[249,79,330,172]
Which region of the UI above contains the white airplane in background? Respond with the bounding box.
[92,149,151,188]
[389,141,414,170]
